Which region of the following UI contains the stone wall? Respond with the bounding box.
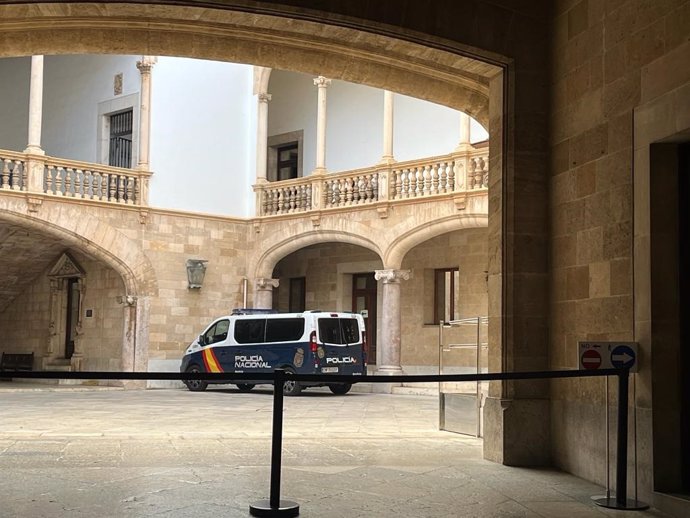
[550,0,690,503]
[272,228,488,370]
[0,249,125,372]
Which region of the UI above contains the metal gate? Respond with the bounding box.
[438,317,488,437]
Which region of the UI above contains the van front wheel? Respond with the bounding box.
[328,383,352,395]
[185,365,208,392]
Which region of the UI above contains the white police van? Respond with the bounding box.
[180,309,367,395]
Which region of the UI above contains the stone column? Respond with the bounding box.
[24,55,47,194]
[313,76,331,174]
[254,278,279,310]
[256,92,272,183]
[24,55,45,155]
[136,56,157,171]
[459,111,471,145]
[121,294,148,389]
[381,90,395,163]
[374,269,410,375]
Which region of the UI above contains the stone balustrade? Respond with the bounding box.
[0,150,151,206]
[0,151,28,192]
[255,145,489,216]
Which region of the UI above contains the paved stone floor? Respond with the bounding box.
[0,382,670,517]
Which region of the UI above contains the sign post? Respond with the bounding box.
[578,342,647,510]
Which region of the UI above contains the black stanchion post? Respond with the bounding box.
[593,369,648,511]
[249,368,300,517]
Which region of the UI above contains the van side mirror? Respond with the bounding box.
[198,335,205,346]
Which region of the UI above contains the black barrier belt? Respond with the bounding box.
[0,368,622,382]
[0,368,638,514]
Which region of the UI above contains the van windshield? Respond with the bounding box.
[318,318,359,345]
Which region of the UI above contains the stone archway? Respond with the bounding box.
[0,0,554,468]
[0,201,157,375]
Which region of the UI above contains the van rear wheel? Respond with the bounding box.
[328,383,352,395]
[236,383,255,392]
[185,365,208,392]
[282,369,302,396]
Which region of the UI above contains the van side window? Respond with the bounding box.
[204,319,230,345]
[235,319,266,344]
[266,318,305,342]
[318,318,360,345]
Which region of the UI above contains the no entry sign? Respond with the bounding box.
[581,348,602,369]
[578,342,639,372]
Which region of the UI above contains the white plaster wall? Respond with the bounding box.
[149,57,254,216]
[267,69,489,174]
[0,57,30,152]
[42,55,141,162]
[267,70,318,174]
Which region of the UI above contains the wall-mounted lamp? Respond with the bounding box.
[186,259,208,289]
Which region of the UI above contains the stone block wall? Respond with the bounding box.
[550,0,690,502]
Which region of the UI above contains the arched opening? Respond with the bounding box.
[0,220,136,382]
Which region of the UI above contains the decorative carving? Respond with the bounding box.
[258,93,272,103]
[374,269,411,284]
[313,76,332,88]
[48,252,86,279]
[26,195,43,213]
[255,278,279,291]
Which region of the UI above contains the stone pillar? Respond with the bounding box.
[254,278,279,310]
[381,90,395,163]
[256,92,272,183]
[313,76,331,174]
[121,294,148,389]
[136,56,157,171]
[459,111,471,145]
[374,269,410,375]
[24,55,46,194]
[24,55,45,156]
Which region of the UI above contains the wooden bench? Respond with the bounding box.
[0,352,34,379]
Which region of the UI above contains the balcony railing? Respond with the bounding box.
[0,150,151,206]
[255,145,489,217]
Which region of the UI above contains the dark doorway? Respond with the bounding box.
[352,273,377,365]
[650,142,690,496]
[64,278,79,360]
[679,143,689,493]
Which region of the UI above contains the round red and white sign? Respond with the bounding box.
[581,349,602,369]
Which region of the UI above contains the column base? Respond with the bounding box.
[483,396,551,466]
[23,145,45,155]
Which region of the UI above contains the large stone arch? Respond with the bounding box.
[384,214,489,269]
[0,202,157,298]
[253,229,384,279]
[0,199,158,375]
[0,3,497,125]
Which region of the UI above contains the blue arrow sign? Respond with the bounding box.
[610,345,636,370]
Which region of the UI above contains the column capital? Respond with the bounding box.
[136,56,158,74]
[258,92,272,103]
[255,277,280,290]
[374,269,410,284]
[313,76,332,88]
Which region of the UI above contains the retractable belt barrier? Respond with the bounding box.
[1,367,647,517]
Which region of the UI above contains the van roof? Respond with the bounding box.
[228,309,360,318]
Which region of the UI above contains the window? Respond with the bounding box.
[434,268,460,323]
[265,318,305,342]
[276,143,299,180]
[318,318,360,345]
[234,319,266,344]
[267,130,303,182]
[203,319,229,345]
[109,109,133,168]
[289,277,306,312]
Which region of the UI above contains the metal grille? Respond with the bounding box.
[109,110,133,169]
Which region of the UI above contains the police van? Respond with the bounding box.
[180,309,366,395]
